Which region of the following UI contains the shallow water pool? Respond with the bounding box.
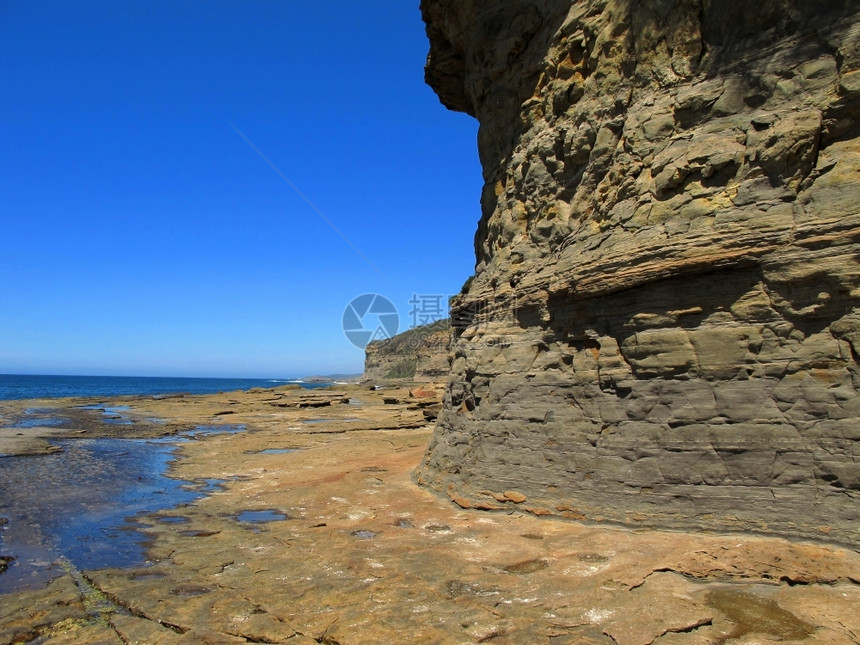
[0,425,244,594]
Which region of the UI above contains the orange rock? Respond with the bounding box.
[408,387,436,399]
[503,490,527,503]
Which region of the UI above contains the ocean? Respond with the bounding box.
[0,374,333,401]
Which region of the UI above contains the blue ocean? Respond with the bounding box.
[0,374,333,401]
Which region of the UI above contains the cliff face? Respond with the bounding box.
[363,319,451,381]
[417,0,860,544]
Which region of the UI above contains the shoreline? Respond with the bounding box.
[1,384,858,644]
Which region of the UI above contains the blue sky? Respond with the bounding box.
[0,1,481,377]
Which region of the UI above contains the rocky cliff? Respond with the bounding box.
[416,0,860,545]
[363,319,451,381]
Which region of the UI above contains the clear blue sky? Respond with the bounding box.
[0,1,481,378]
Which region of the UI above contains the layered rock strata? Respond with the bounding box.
[364,319,451,381]
[416,0,860,544]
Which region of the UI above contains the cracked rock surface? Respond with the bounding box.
[416,0,860,544]
[0,386,858,643]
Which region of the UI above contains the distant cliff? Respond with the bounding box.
[417,0,860,545]
[363,319,450,382]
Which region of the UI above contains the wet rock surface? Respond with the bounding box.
[0,403,194,457]
[417,0,860,544]
[0,385,858,643]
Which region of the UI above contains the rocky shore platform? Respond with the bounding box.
[1,385,858,644]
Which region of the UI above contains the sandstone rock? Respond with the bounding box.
[422,403,442,421]
[110,614,184,644]
[364,319,450,381]
[417,0,860,545]
[503,490,527,503]
[2,387,858,643]
[0,574,88,644]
